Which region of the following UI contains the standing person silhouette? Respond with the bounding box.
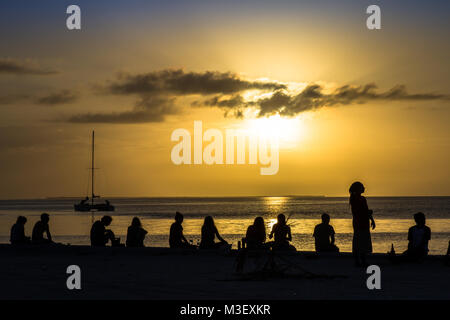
[349,182,375,267]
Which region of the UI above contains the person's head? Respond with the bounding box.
[253,216,265,228]
[16,216,27,225]
[277,214,286,225]
[253,216,266,237]
[321,213,330,224]
[203,216,215,229]
[40,213,50,223]
[175,211,183,223]
[414,212,426,226]
[349,181,365,196]
[101,215,113,226]
[131,217,141,228]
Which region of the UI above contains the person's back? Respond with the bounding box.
[169,221,183,248]
[10,216,29,245]
[272,223,289,244]
[32,214,52,244]
[407,212,431,258]
[126,218,148,247]
[313,223,336,252]
[90,220,106,246]
[313,213,338,252]
[200,224,216,249]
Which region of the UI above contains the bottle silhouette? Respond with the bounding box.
[389,243,395,255]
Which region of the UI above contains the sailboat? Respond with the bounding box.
[74,131,115,212]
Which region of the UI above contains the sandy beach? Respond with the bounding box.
[0,244,448,300]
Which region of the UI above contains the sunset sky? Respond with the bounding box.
[0,0,449,198]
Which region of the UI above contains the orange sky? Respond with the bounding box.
[0,0,449,198]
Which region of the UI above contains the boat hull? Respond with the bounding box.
[74,203,115,212]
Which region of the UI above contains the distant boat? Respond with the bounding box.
[74,131,114,212]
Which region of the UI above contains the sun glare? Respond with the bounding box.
[246,115,304,146]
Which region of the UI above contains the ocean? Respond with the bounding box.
[0,196,449,254]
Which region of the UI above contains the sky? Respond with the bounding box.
[0,0,449,198]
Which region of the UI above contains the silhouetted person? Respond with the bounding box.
[349,182,375,267]
[126,217,148,247]
[169,212,192,249]
[313,213,339,253]
[10,216,31,245]
[245,217,267,250]
[403,212,431,261]
[200,216,228,249]
[90,215,115,247]
[269,214,295,251]
[32,213,53,244]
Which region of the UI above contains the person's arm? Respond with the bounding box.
[368,208,376,230]
[215,228,225,242]
[286,226,292,241]
[269,227,274,239]
[330,227,335,245]
[45,225,53,242]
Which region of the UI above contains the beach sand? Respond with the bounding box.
[0,244,448,300]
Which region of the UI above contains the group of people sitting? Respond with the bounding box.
[10,213,53,245]
[9,204,434,264]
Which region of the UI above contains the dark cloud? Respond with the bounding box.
[35,90,78,105]
[203,83,450,117]
[67,96,177,123]
[106,69,285,95]
[0,90,78,106]
[0,58,57,75]
[66,69,449,124]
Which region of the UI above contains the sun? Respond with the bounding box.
[246,114,305,146]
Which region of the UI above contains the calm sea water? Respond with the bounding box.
[0,197,449,254]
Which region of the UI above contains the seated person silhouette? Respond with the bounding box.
[90,215,116,247]
[245,217,267,250]
[169,212,193,249]
[403,212,431,261]
[10,216,31,245]
[32,213,53,244]
[126,217,148,247]
[269,214,295,251]
[199,216,228,249]
[313,213,339,253]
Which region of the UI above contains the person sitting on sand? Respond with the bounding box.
[126,217,148,247]
[10,216,31,245]
[349,182,375,267]
[403,212,431,261]
[169,212,193,249]
[90,215,115,247]
[32,213,53,244]
[245,217,267,250]
[313,213,339,253]
[269,214,295,251]
[199,216,228,249]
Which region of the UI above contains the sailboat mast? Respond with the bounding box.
[91,130,94,206]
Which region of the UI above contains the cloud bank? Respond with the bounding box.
[0,58,57,75]
[61,69,449,123]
